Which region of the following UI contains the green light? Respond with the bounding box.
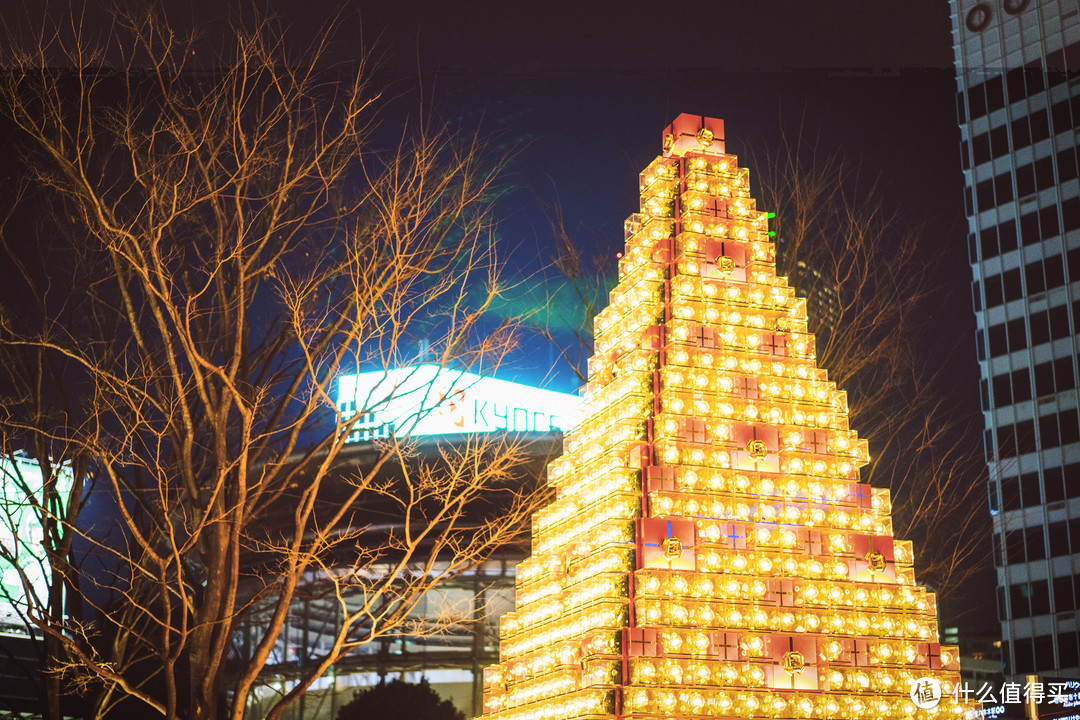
[767,212,776,219]
[768,231,777,237]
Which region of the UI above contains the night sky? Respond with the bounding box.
[4,1,992,628]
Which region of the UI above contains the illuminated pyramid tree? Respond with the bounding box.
[477,115,968,720]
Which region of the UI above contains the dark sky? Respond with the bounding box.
[362,0,956,73]
[7,1,953,72]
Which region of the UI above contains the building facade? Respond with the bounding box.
[950,0,1080,676]
[232,368,581,719]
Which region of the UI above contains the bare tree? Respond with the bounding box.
[0,190,104,720]
[753,125,988,607]
[0,9,539,720]
[533,200,615,385]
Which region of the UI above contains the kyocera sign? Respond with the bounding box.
[336,365,581,440]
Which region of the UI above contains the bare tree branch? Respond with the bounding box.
[0,8,539,720]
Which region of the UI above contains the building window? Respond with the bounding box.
[996,173,1015,205]
[993,373,1011,405]
[970,81,988,119]
[1002,475,1021,510]
[1033,357,1075,397]
[1030,109,1051,144]
[999,219,1019,252]
[985,275,1004,307]
[1050,305,1070,339]
[991,367,1033,406]
[1013,113,1033,149]
[1034,635,1055,672]
[1026,524,1047,560]
[1052,97,1075,135]
[1007,317,1028,351]
[1049,521,1070,556]
[986,75,1006,113]
[974,132,992,165]
[1040,414,1061,448]
[1044,254,1065,289]
[978,178,996,209]
[1067,465,1080,499]
[1012,368,1032,402]
[997,418,1041,459]
[1060,631,1080,669]
[988,323,1008,356]
[1060,409,1080,445]
[1058,147,1078,182]
[1018,163,1036,197]
[1041,205,1061,239]
[1018,419,1037,455]
[1000,268,1022,302]
[1027,304,1072,347]
[1044,467,1066,503]
[1063,198,1080,233]
[1004,528,1024,562]
[981,225,1000,259]
[1020,472,1042,508]
[1010,580,1050,619]
[1021,210,1041,244]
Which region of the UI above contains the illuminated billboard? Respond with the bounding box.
[0,453,74,631]
[336,365,581,441]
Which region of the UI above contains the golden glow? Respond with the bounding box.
[477,120,970,720]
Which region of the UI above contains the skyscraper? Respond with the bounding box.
[950,0,1080,676]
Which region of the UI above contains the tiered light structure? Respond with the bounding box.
[477,115,969,720]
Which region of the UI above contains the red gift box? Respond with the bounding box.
[850,534,896,582]
[767,579,797,607]
[801,430,828,454]
[690,325,716,349]
[638,517,696,570]
[766,635,818,690]
[662,113,725,158]
[678,418,709,443]
[760,333,788,357]
[720,521,751,550]
[731,424,780,472]
[646,465,677,492]
[733,376,759,399]
[709,631,741,660]
[849,482,874,509]
[702,197,730,218]
[854,638,872,667]
[797,528,823,555]
[624,627,660,657]
[702,239,747,283]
